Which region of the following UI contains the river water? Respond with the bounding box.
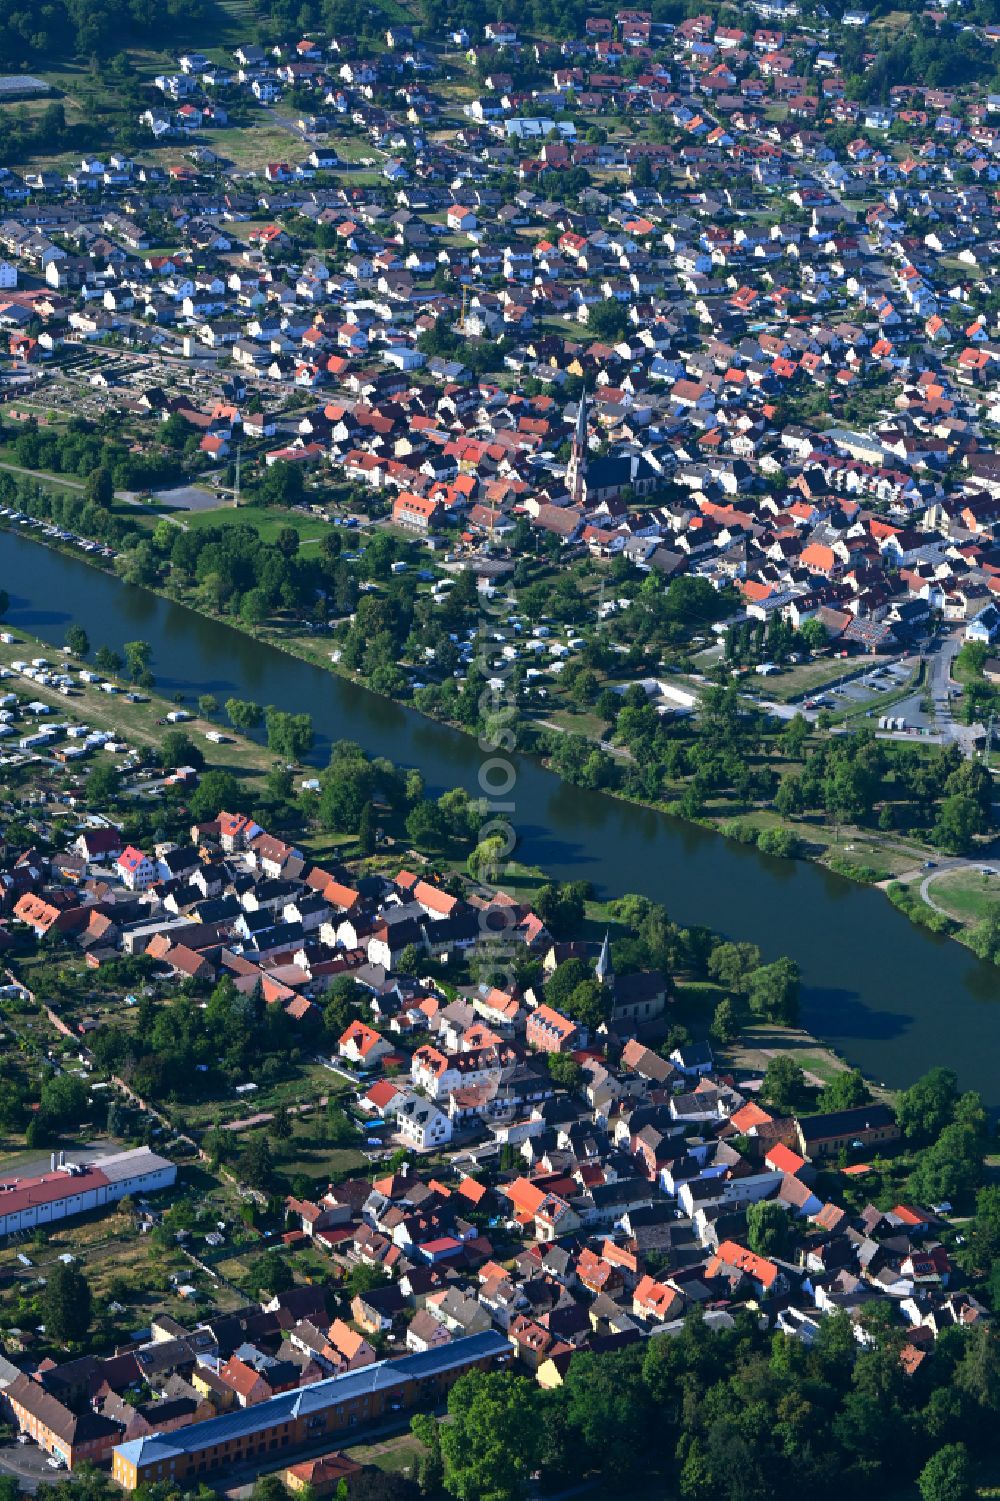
[4,528,1000,1102]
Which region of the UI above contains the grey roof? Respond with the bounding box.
[97,1147,175,1184]
[115,1332,511,1467]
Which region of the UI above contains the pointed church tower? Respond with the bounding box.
[567,392,588,506]
[595,929,613,986]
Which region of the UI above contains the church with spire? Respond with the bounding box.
[595,930,613,986]
[592,929,669,1035]
[566,391,588,506]
[564,390,660,509]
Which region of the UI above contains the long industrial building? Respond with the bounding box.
[112,1331,512,1490]
[0,1148,176,1238]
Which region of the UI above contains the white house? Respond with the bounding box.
[395,1095,453,1151]
[966,604,1000,644]
[116,845,157,891]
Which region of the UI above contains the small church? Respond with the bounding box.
[595,931,669,1034]
[566,395,661,508]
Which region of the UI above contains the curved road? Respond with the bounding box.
[920,859,999,918]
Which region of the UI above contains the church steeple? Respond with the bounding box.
[595,929,612,985]
[567,392,588,506]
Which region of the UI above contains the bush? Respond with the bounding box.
[720,819,758,845]
[756,827,800,858]
[886,882,958,937]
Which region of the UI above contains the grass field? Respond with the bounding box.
[220,120,306,172]
[762,654,892,703]
[219,1117,369,1192]
[180,1061,352,1130]
[179,502,333,546]
[350,1433,426,1477]
[925,867,1000,925]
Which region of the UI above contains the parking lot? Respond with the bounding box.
[0,1438,62,1491]
[805,660,924,723]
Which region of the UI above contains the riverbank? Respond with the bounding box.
[0,510,979,940]
[5,521,1000,1103]
[0,607,875,1109]
[0,626,279,780]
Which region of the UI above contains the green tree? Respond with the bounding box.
[240,1134,274,1190]
[798,619,828,653]
[160,729,204,772]
[42,1261,92,1345]
[65,624,89,657]
[967,910,1000,965]
[587,297,629,342]
[469,834,506,883]
[405,798,447,848]
[265,707,314,761]
[710,997,740,1045]
[934,794,981,855]
[269,1104,294,1142]
[241,588,270,628]
[86,465,114,507]
[748,957,800,1025]
[398,943,424,976]
[565,980,608,1032]
[204,1125,234,1167]
[897,1068,958,1145]
[358,801,377,856]
[326,1104,357,1148]
[259,460,305,508]
[123,639,152,683]
[535,881,589,936]
[320,745,375,833]
[819,1069,871,1111]
[967,1184,1000,1279]
[188,769,242,823]
[95,645,123,677]
[548,1053,582,1089]
[248,1249,293,1300]
[760,1054,811,1114]
[918,1444,976,1501]
[746,1199,790,1259]
[86,760,121,805]
[412,1412,445,1496]
[774,774,805,818]
[783,714,809,759]
[544,957,592,1011]
[226,697,264,732]
[707,941,761,993]
[346,1262,388,1299]
[39,1073,88,1130]
[907,1123,983,1210]
[439,1370,542,1501]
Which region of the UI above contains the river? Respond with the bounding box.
[4,527,1000,1102]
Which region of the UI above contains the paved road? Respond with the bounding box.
[0,460,87,491]
[537,718,630,758]
[919,859,999,917]
[925,626,979,753]
[0,1440,62,1490]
